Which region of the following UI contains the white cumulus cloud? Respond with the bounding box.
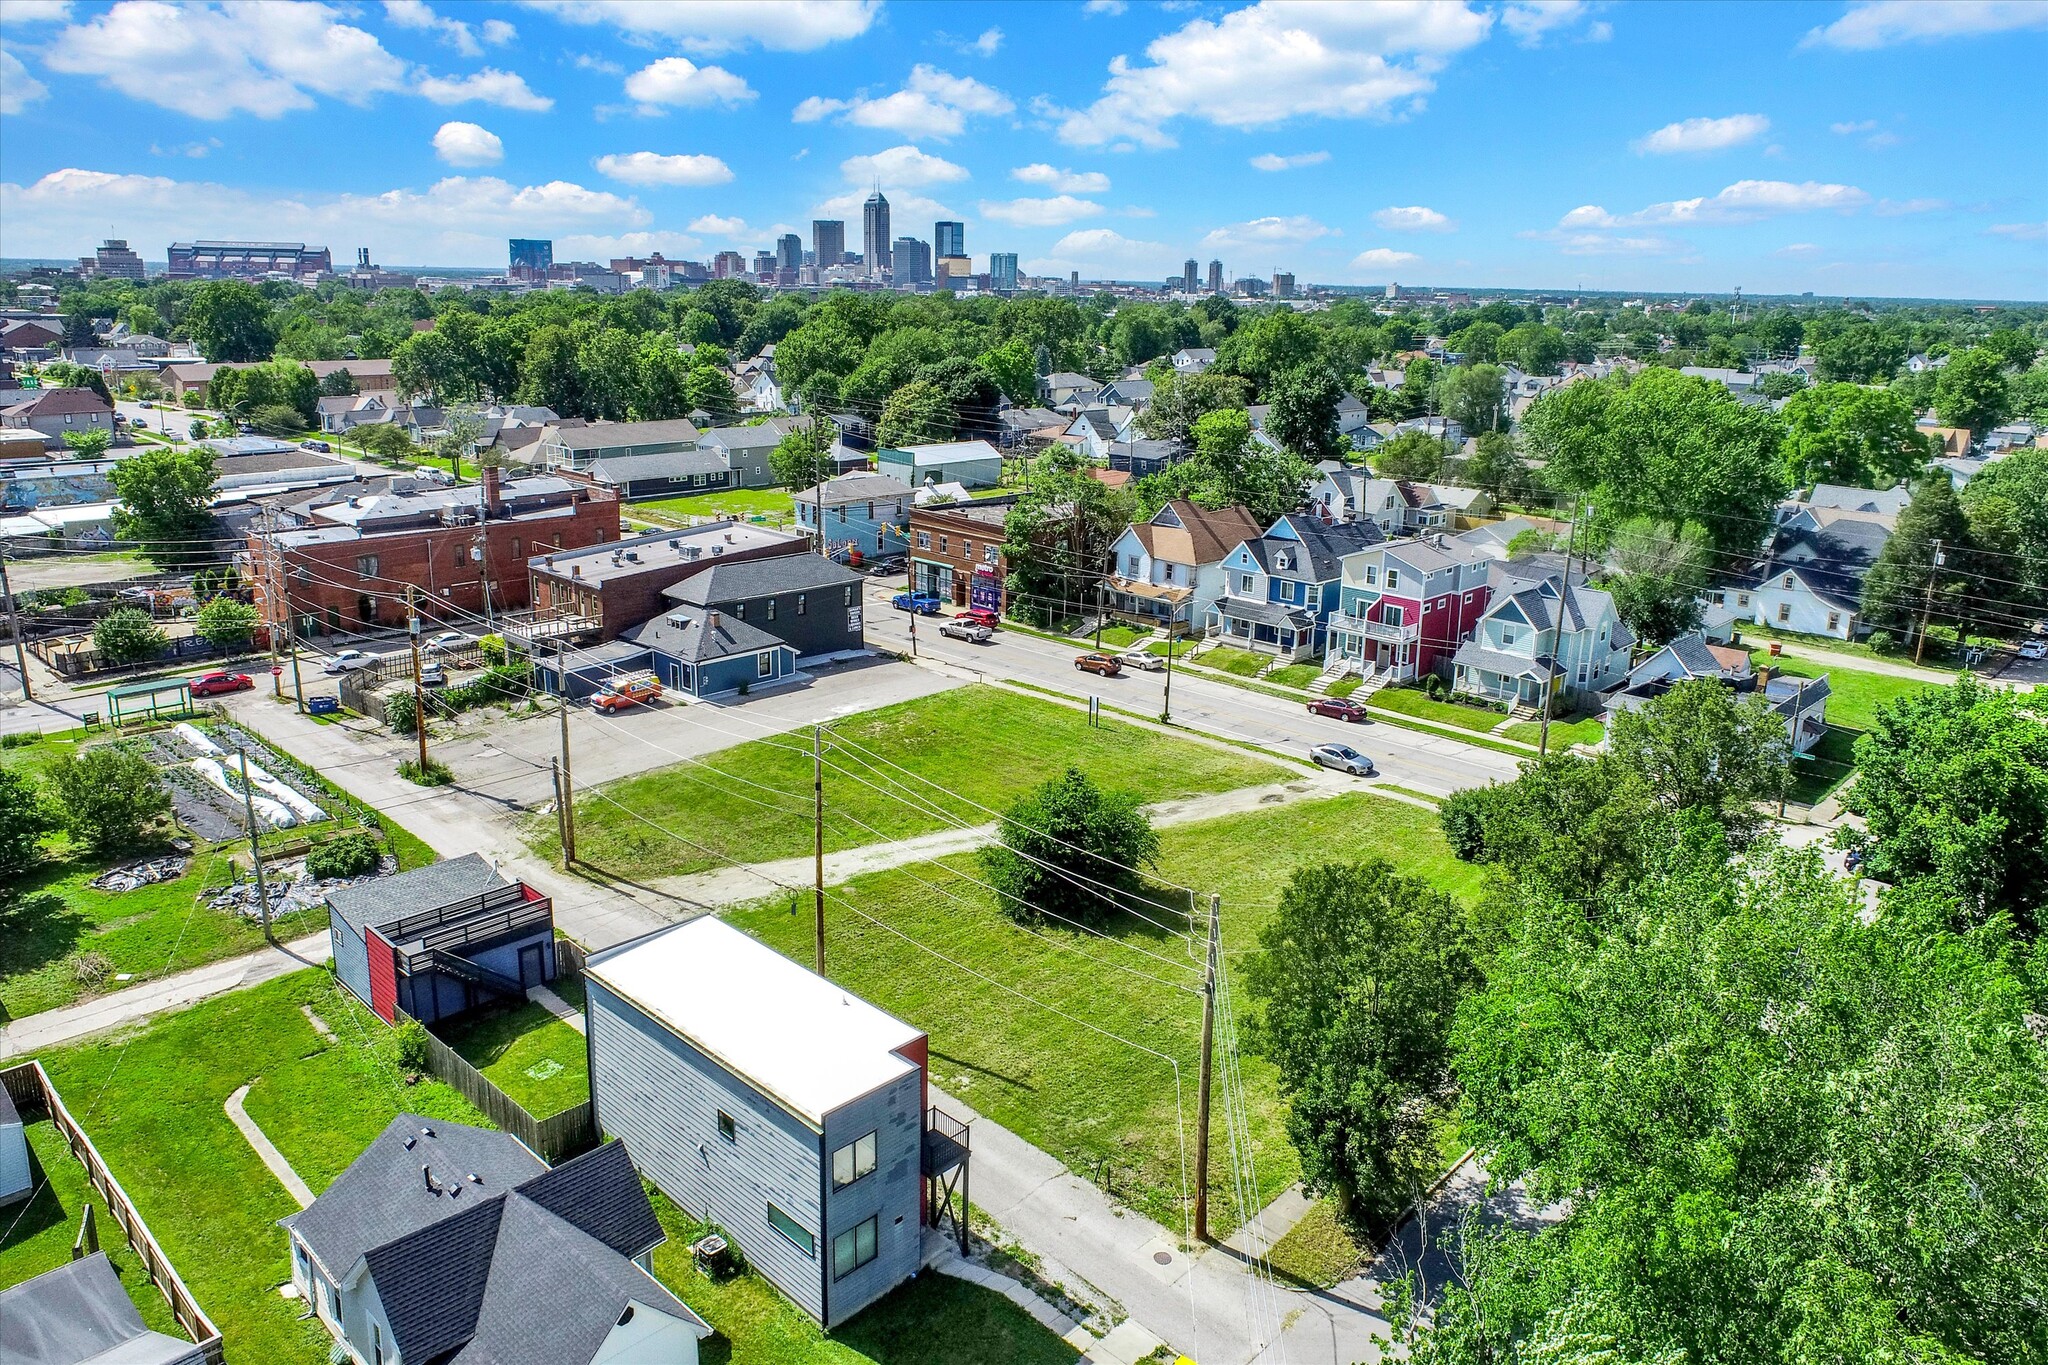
[1053,1,1493,149]
[383,1,512,57]
[793,65,1010,139]
[1023,228,1170,279]
[978,195,1103,227]
[1501,1,1608,46]
[1562,179,1870,228]
[1,47,48,114]
[1249,151,1330,171]
[0,2,74,25]
[558,230,702,259]
[1012,164,1111,193]
[1200,215,1335,251]
[1988,220,2048,241]
[839,145,970,189]
[1350,247,1420,270]
[624,56,754,109]
[521,0,881,53]
[432,120,503,166]
[417,67,552,111]
[1803,1,2048,49]
[687,214,750,237]
[1373,205,1454,231]
[1632,113,1769,155]
[594,151,735,187]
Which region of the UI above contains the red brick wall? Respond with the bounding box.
[530,534,813,640]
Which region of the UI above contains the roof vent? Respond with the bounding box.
[468,1172,482,1183]
[669,539,681,549]
[710,546,724,557]
[403,1136,416,1151]
[421,1125,434,1137]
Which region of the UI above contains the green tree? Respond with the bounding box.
[1780,382,1929,489]
[877,378,956,449]
[769,421,833,490]
[317,366,358,396]
[0,767,54,881]
[391,328,471,402]
[183,280,278,362]
[431,408,485,481]
[1243,859,1477,1224]
[193,595,259,654]
[1002,448,1134,621]
[61,428,113,460]
[2008,365,2048,425]
[1266,365,1344,462]
[1603,516,1710,646]
[1437,754,1658,908]
[248,403,306,437]
[38,361,111,402]
[1463,430,1529,501]
[1135,369,1252,446]
[351,424,417,461]
[1447,319,1503,365]
[47,745,173,853]
[1934,347,2013,434]
[1433,363,1507,435]
[1605,677,1791,845]
[1755,369,1809,400]
[1814,322,1906,383]
[1859,476,1975,643]
[1372,431,1448,482]
[978,766,1159,926]
[109,447,219,570]
[977,337,1039,406]
[1981,327,2039,372]
[1960,445,2048,608]
[91,608,168,666]
[682,365,739,423]
[1847,675,2048,935]
[1494,322,1566,375]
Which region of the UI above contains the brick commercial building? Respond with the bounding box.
[522,521,813,643]
[909,494,1017,611]
[163,358,393,405]
[246,467,619,637]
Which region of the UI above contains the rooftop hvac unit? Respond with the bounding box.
[710,546,724,556]
[669,539,681,549]
[682,546,701,560]
[624,551,640,563]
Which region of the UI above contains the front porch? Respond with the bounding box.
[1106,578,1193,630]
[1327,612,1423,682]
[1206,597,1320,661]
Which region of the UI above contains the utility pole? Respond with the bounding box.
[1162,602,1179,721]
[0,555,31,702]
[1778,676,1808,819]
[556,646,577,865]
[1194,892,1221,1243]
[287,618,305,714]
[406,586,428,772]
[1914,539,1944,665]
[1538,500,1584,757]
[1093,578,1106,653]
[235,749,276,946]
[813,724,827,974]
[551,756,568,854]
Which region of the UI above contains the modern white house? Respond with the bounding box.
[1452,570,1634,707]
[1104,498,1263,631]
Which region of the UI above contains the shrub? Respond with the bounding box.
[91,607,168,667]
[398,757,452,786]
[306,832,380,880]
[1921,624,1960,657]
[1866,629,1896,654]
[72,951,113,987]
[476,633,509,667]
[0,767,54,880]
[1437,787,1493,862]
[384,691,417,735]
[393,1017,433,1072]
[48,745,172,852]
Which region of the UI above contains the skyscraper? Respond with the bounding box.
[863,189,892,278]
[1272,271,1295,299]
[509,238,553,281]
[776,233,802,273]
[892,236,931,285]
[934,221,965,259]
[990,252,1019,292]
[813,219,846,268]
[752,250,776,278]
[1207,259,1223,293]
[1182,258,1199,293]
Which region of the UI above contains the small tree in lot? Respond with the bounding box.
[92,607,168,668]
[980,766,1159,926]
[48,745,173,853]
[0,767,55,880]
[194,595,260,655]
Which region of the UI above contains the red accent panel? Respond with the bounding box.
[366,928,399,1023]
[898,1035,930,1224]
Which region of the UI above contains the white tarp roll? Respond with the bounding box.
[233,755,327,823]
[191,757,296,829]
[173,722,223,756]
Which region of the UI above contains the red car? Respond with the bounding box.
[1074,653,1123,678]
[1306,697,1370,723]
[954,607,999,630]
[190,671,254,697]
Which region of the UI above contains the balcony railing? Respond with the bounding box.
[1334,613,1420,643]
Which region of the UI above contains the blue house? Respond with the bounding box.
[326,854,557,1026]
[793,471,912,562]
[1207,514,1383,661]
[586,918,965,1329]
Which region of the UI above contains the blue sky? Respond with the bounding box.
[2,0,2044,299]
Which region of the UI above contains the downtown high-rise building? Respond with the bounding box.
[934,221,965,259]
[863,189,892,277]
[712,250,746,279]
[776,234,802,273]
[1182,258,1199,293]
[1273,271,1295,299]
[752,250,776,277]
[990,252,1019,292]
[508,238,553,281]
[1207,259,1223,293]
[813,219,846,267]
[892,236,932,285]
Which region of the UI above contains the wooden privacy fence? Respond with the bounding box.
[400,1012,594,1164]
[0,1061,227,1365]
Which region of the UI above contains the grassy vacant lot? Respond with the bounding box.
[35,970,488,1363]
[639,487,797,524]
[438,1000,590,1117]
[1755,653,1936,732]
[0,1121,189,1340]
[647,1192,1078,1364]
[1371,686,1509,733]
[543,685,1283,879]
[729,790,1483,1234]
[1502,716,1604,748]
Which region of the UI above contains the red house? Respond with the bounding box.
[1326,534,1493,683]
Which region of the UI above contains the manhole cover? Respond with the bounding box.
[1153,1251,1174,1265]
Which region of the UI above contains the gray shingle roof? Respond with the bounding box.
[326,853,509,935]
[1453,640,1553,681]
[0,1253,206,1365]
[585,449,731,484]
[1243,516,1383,581]
[1216,597,1317,630]
[549,420,701,452]
[510,1140,663,1260]
[624,609,787,663]
[661,552,867,607]
[366,1197,505,1363]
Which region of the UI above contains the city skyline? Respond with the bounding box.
[0,2,2043,298]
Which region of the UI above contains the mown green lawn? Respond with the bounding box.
[638,487,797,523]
[1502,716,1604,748]
[1371,686,1509,733]
[541,685,1284,879]
[1265,663,1322,689]
[1092,623,1151,649]
[0,1121,190,1340]
[1755,654,1937,732]
[34,971,489,1363]
[437,1000,591,1117]
[729,790,1482,1234]
[1267,1198,1367,1289]
[1198,644,1272,677]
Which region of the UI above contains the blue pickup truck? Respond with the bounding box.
[891,592,944,615]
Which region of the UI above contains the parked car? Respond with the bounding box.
[892,592,944,615]
[592,676,663,713]
[2019,637,2048,660]
[301,439,332,452]
[1118,649,1165,672]
[954,607,999,630]
[1306,697,1370,723]
[418,662,447,687]
[322,649,373,675]
[138,399,154,409]
[1074,653,1123,677]
[1310,743,1376,776]
[189,671,254,697]
[424,631,467,653]
[939,620,992,643]
[867,555,907,577]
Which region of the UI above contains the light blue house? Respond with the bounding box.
[1208,514,1385,660]
[586,917,962,1329]
[793,471,913,561]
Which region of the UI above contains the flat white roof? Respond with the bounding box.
[587,918,922,1130]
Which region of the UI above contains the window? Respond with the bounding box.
[717,1111,736,1142]
[1240,574,1254,593]
[984,545,1000,566]
[833,1216,879,1280]
[1501,628,1517,648]
[733,602,746,619]
[962,539,974,559]
[1826,611,1841,632]
[917,531,931,550]
[1386,569,1400,592]
[355,555,380,577]
[798,593,808,615]
[1363,565,1377,586]
[765,598,776,621]
[1777,603,1791,623]
[1126,555,1140,578]
[939,536,949,554]
[866,502,876,520]
[832,1130,878,1189]
[758,652,774,678]
[836,505,847,523]
[767,1204,814,1256]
